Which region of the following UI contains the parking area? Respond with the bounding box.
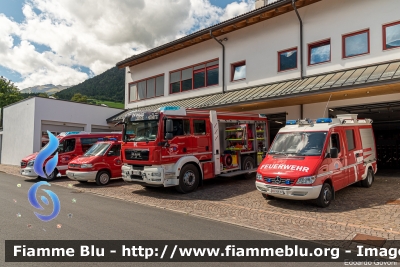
[2,164,400,245]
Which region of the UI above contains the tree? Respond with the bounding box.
[71,93,88,103]
[0,77,23,127]
[38,93,49,98]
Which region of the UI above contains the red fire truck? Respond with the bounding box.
[255,114,377,207]
[120,106,268,193]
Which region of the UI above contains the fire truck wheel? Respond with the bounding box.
[242,156,255,179]
[40,169,57,181]
[361,169,374,188]
[175,164,200,193]
[316,183,333,208]
[96,171,110,186]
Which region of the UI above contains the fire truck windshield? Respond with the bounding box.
[268,132,328,156]
[84,143,111,156]
[124,120,159,142]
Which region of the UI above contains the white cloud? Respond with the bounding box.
[0,0,254,89]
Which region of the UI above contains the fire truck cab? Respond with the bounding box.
[255,114,377,207]
[120,106,268,193]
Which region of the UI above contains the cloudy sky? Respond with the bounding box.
[0,0,257,90]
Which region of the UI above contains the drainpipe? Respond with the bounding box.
[210,30,225,94]
[292,0,304,79]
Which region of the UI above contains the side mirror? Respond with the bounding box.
[166,119,173,133]
[165,133,173,140]
[329,147,338,158]
[107,151,115,156]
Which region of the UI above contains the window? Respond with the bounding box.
[330,133,340,153]
[58,138,76,153]
[167,119,190,137]
[194,120,206,135]
[170,60,219,93]
[81,138,99,152]
[278,48,297,72]
[108,144,121,156]
[345,129,355,151]
[129,75,164,102]
[383,21,400,50]
[309,39,331,65]
[343,30,369,58]
[231,61,246,81]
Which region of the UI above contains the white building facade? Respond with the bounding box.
[111,0,400,170]
[1,97,123,165]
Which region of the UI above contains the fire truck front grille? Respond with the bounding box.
[264,177,294,185]
[21,161,27,167]
[125,150,149,161]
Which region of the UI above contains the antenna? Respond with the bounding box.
[322,94,332,118]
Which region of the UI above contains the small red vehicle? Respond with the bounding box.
[20,131,122,180]
[66,138,122,185]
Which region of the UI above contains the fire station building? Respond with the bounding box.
[109,0,400,171]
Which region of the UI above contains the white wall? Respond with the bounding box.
[125,0,400,109]
[1,98,124,165]
[1,98,36,165]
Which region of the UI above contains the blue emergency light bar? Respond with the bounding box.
[65,131,82,135]
[316,118,332,123]
[286,120,297,125]
[109,138,117,141]
[98,138,104,141]
[159,106,181,111]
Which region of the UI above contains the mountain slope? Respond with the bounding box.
[54,67,125,102]
[20,84,69,95]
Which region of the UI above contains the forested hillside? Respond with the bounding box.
[55,67,124,102]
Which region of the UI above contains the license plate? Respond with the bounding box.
[132,170,141,175]
[271,189,285,195]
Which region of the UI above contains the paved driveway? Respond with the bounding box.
[2,164,400,248]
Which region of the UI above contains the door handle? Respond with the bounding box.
[183,148,187,152]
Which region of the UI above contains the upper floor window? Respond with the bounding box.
[278,47,297,72]
[170,60,219,94]
[309,39,331,65]
[231,61,246,81]
[129,75,164,102]
[343,29,369,58]
[383,21,400,50]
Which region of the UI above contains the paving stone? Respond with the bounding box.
[4,164,400,250]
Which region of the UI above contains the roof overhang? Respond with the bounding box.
[107,59,400,122]
[116,0,321,69]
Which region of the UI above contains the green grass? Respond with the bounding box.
[88,99,124,109]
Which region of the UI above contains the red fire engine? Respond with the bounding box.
[120,106,268,193]
[256,114,377,207]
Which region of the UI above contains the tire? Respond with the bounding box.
[242,156,255,179]
[175,164,200,193]
[316,183,333,208]
[41,169,57,181]
[96,171,110,186]
[361,168,374,188]
[262,193,274,200]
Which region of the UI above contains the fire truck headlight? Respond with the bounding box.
[256,172,263,180]
[80,163,93,168]
[151,172,161,177]
[27,160,35,167]
[296,175,316,185]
